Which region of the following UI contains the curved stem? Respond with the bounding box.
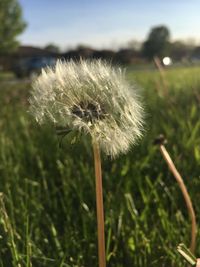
[93,141,106,267]
[160,145,197,253]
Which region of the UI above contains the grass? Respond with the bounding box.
[0,71,15,81]
[0,66,200,266]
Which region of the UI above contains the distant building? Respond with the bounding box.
[115,49,142,64]
[0,45,148,71]
[0,45,60,70]
[93,50,115,61]
[62,47,94,60]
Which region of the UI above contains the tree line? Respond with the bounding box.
[1,0,200,64]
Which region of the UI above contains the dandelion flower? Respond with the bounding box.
[29,59,145,267]
[29,59,144,158]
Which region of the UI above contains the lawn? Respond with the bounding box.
[0,66,200,267]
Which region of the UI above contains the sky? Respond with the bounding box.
[18,0,200,50]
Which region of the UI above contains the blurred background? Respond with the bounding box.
[1,0,200,77]
[1,1,200,267]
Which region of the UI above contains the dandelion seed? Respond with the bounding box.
[29,59,144,157]
[29,59,144,267]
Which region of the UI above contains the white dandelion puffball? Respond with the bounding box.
[29,60,144,157]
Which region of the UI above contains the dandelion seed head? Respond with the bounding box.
[29,59,144,157]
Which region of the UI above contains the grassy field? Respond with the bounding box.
[0,66,200,267]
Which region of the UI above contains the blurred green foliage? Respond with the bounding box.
[0,0,26,54]
[0,66,200,267]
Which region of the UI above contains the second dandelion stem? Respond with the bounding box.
[160,144,197,253]
[93,141,106,267]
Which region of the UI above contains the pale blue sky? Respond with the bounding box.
[18,0,200,50]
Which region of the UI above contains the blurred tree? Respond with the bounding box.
[115,49,140,64]
[191,46,200,60]
[127,39,142,51]
[93,50,115,61]
[0,0,26,54]
[44,43,60,53]
[142,25,170,60]
[184,38,196,50]
[169,41,191,61]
